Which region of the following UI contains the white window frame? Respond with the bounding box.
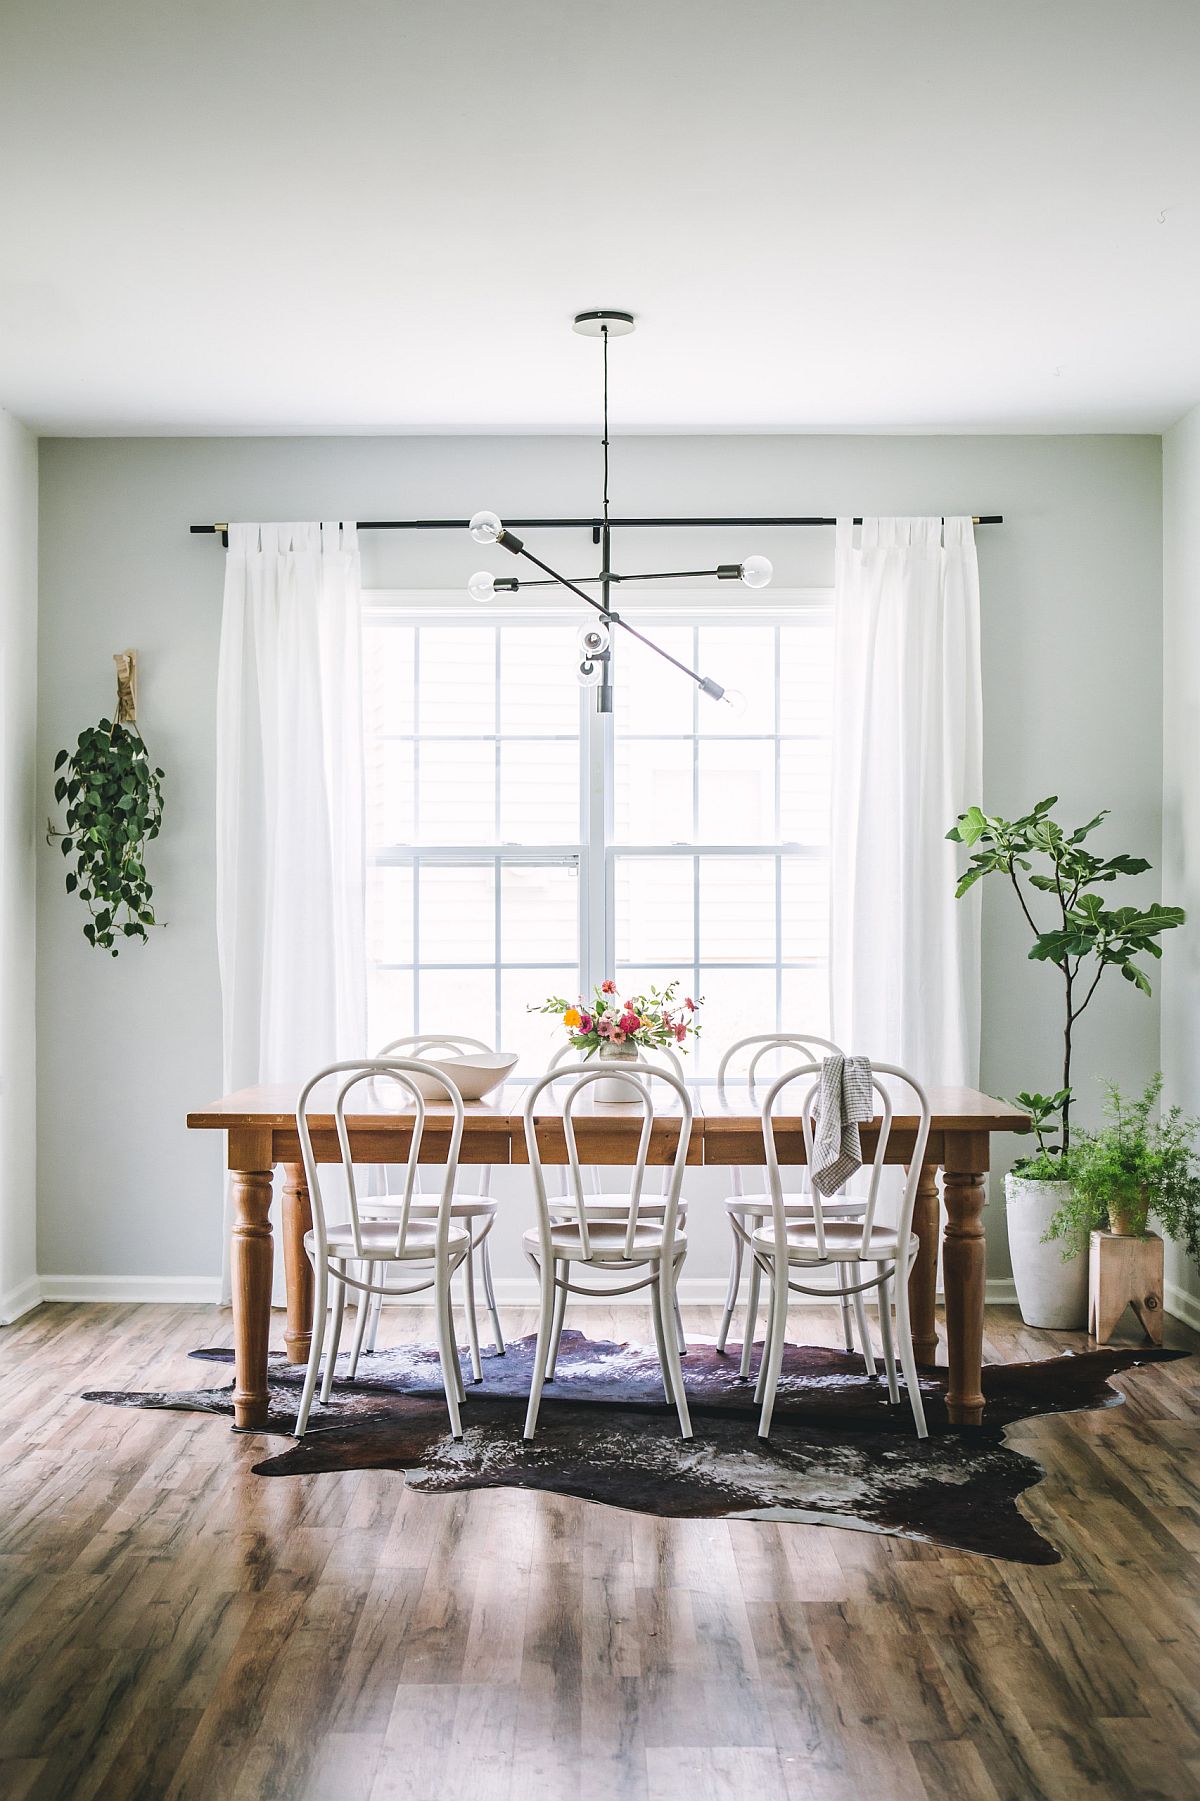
[365,586,832,1063]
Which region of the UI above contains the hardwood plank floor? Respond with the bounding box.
[0,1301,1196,1801]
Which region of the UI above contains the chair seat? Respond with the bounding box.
[723,1192,864,1221]
[549,1191,688,1225]
[751,1220,905,1265]
[361,1197,498,1222]
[308,1220,471,1261]
[524,1221,687,1265]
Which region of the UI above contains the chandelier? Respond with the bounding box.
[466,310,772,712]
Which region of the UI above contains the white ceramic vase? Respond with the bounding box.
[593,1042,641,1104]
[1005,1172,1088,1328]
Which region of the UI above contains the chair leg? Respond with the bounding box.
[523,1255,558,1441]
[753,1265,778,1403]
[648,1275,675,1407]
[364,1268,384,1353]
[434,1254,464,1439]
[463,1244,483,1384]
[739,1252,762,1379]
[658,1256,692,1439]
[758,1252,790,1439]
[319,1264,348,1404]
[894,1259,929,1439]
[295,1256,328,1437]
[481,1234,505,1353]
[876,1264,900,1404]
[851,1271,877,1379]
[545,1260,569,1381]
[715,1216,745,1354]
[673,1290,687,1357]
[347,1260,375,1379]
[838,1284,855,1353]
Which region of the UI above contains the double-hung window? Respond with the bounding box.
[364,589,832,1076]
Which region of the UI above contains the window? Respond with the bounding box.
[364,591,832,1075]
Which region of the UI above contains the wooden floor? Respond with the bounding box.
[0,1303,1197,1801]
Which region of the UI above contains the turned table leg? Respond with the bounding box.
[281,1162,314,1365]
[230,1168,274,1430]
[908,1163,940,1367]
[942,1157,987,1426]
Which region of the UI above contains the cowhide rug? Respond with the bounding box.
[83,1331,1184,1565]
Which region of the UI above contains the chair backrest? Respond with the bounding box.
[523,1061,693,1261]
[544,1040,685,1197]
[716,1032,841,1197]
[374,1032,492,1197]
[759,1059,930,1262]
[297,1059,466,1261]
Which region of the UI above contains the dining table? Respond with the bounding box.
[187,1079,1030,1432]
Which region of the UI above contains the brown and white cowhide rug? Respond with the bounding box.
[83,1331,1183,1565]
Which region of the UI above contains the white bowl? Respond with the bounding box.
[407,1051,519,1102]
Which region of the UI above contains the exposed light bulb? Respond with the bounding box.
[469,509,503,545]
[577,659,602,688]
[468,571,496,602]
[722,688,747,720]
[739,555,773,589]
[578,622,610,656]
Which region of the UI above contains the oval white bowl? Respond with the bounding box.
[407,1051,519,1102]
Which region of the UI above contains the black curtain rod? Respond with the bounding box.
[192,513,1002,543]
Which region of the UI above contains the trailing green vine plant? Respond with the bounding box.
[48,720,164,954]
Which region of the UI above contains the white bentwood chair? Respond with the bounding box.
[753,1060,931,1440]
[714,1034,865,1373]
[522,1061,694,1441]
[294,1059,469,1439]
[542,1040,689,1369]
[353,1033,505,1383]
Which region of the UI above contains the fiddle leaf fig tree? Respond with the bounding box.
[48,719,164,955]
[947,797,1184,1155]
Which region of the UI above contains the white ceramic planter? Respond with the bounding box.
[593,1043,641,1104]
[1005,1172,1089,1328]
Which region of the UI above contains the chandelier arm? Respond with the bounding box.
[512,542,721,694]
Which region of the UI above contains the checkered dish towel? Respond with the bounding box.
[811,1055,874,1195]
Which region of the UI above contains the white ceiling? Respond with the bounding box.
[1,0,1198,436]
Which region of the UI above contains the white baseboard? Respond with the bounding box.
[1165,1279,1200,1333]
[21,1271,1194,1329]
[38,1274,223,1305]
[0,1275,43,1325]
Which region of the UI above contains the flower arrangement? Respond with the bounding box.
[531,979,701,1056]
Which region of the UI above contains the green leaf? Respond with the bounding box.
[65,872,77,893]
[54,749,68,770]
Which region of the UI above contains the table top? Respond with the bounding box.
[188,1080,1030,1135]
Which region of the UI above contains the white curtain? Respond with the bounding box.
[829,517,982,1087]
[216,522,366,1297]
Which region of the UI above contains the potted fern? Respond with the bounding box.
[1046,1076,1200,1265]
[947,797,1184,1326]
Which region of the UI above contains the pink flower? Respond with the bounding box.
[674,1021,688,1042]
[596,1016,614,1039]
[618,1010,640,1035]
[578,1011,593,1033]
[685,996,696,1011]
[601,979,617,995]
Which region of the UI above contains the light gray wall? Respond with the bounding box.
[1161,403,1200,1327]
[35,433,1164,1294]
[0,407,39,1321]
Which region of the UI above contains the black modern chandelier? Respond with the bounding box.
[466,310,773,713]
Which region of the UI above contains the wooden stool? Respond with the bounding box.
[1088,1230,1164,1344]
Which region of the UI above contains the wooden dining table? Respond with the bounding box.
[187,1080,1029,1432]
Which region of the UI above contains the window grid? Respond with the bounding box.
[365,600,832,1072]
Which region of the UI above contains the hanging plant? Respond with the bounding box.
[48,719,165,954]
